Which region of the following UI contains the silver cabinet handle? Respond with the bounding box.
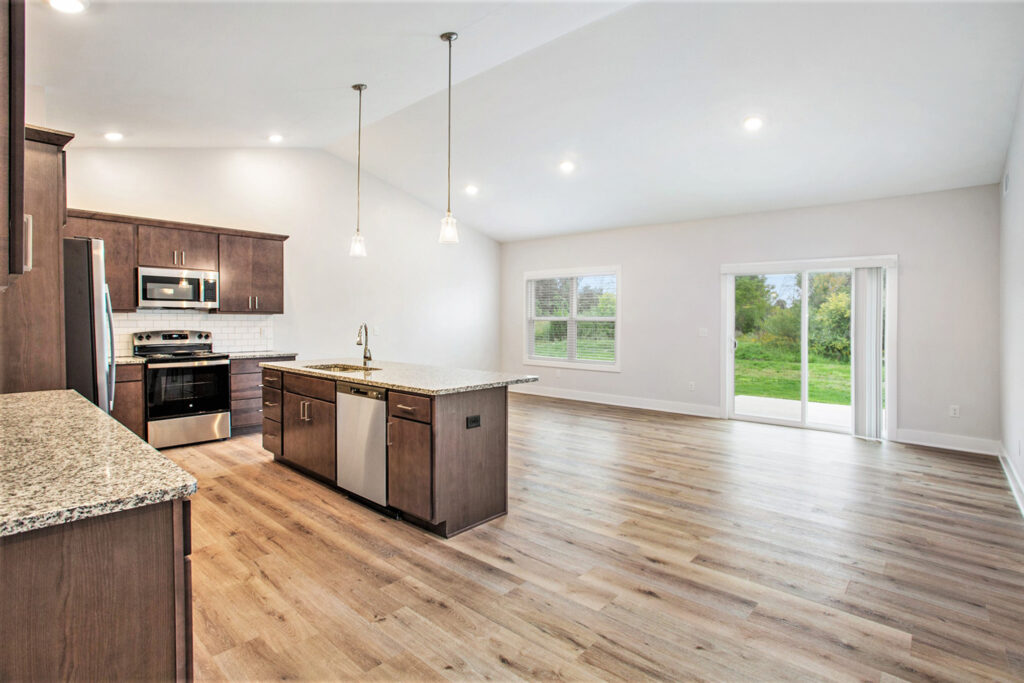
[173,250,177,265]
[248,296,252,310]
[387,421,393,447]
[182,250,186,265]
[396,404,415,412]
[255,296,259,310]
[264,401,278,407]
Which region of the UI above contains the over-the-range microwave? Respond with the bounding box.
[137,266,220,309]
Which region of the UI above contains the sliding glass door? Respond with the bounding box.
[728,269,856,432]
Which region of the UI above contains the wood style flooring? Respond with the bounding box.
[163,394,1024,681]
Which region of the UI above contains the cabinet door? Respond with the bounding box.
[111,378,145,438]
[250,238,283,314]
[65,217,137,310]
[217,234,253,312]
[282,391,336,481]
[137,226,217,271]
[387,417,433,521]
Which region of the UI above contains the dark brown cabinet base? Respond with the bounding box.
[230,354,295,433]
[0,499,192,680]
[112,363,146,438]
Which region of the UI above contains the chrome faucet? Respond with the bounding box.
[356,322,372,365]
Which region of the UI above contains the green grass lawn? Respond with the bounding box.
[533,339,615,362]
[735,337,850,405]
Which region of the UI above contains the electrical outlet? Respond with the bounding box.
[949,405,960,418]
[688,381,696,391]
[698,327,709,337]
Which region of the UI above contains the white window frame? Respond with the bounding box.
[523,265,621,372]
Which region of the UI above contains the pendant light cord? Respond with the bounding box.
[356,86,363,233]
[446,35,453,214]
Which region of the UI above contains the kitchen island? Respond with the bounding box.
[0,390,197,680]
[260,358,537,537]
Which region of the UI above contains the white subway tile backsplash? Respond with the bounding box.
[114,311,273,356]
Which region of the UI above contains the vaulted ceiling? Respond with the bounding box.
[29,1,1024,241]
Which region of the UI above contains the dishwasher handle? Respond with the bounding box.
[337,382,385,400]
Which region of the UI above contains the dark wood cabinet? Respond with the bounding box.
[229,355,294,433]
[112,363,145,438]
[218,234,284,313]
[387,416,433,521]
[0,498,192,679]
[64,216,137,311]
[0,127,73,394]
[137,224,218,271]
[282,390,336,481]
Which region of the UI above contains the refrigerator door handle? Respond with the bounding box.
[105,285,116,411]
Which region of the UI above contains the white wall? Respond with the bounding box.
[66,147,501,369]
[1001,85,1024,494]
[501,185,1002,452]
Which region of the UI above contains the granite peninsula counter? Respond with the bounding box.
[0,389,196,536]
[0,390,196,678]
[259,359,538,537]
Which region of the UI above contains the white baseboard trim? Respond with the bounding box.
[509,384,721,419]
[889,428,1001,457]
[999,445,1024,518]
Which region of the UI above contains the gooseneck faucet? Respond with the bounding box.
[356,322,372,365]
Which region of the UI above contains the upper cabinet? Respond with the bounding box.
[137,225,218,271]
[218,235,284,313]
[64,216,137,311]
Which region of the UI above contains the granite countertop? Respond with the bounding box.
[260,358,539,396]
[0,390,197,537]
[116,351,296,364]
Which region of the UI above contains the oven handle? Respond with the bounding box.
[148,358,230,369]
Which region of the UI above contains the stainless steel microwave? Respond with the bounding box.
[137,267,219,309]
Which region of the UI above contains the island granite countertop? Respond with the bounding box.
[0,390,197,537]
[260,358,538,396]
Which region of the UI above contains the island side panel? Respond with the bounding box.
[432,386,509,536]
[0,500,187,680]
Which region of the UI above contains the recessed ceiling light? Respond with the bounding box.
[268,134,283,144]
[49,0,88,13]
[743,116,764,132]
[559,160,575,174]
[103,132,123,142]
[464,185,479,196]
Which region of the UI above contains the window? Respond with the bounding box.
[525,268,619,370]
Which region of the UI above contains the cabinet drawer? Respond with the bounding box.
[231,372,262,400]
[283,372,336,403]
[262,418,281,456]
[262,369,282,390]
[115,363,143,382]
[231,355,295,375]
[231,398,262,428]
[388,392,432,424]
[262,387,282,422]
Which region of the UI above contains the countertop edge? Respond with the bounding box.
[0,480,197,538]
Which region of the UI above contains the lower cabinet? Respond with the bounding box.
[230,354,296,433]
[112,363,146,438]
[0,499,192,679]
[282,390,336,481]
[387,417,433,521]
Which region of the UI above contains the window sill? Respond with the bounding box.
[522,358,621,373]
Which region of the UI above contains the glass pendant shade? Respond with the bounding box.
[349,230,367,257]
[439,211,459,244]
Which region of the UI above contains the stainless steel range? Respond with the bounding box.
[134,330,231,448]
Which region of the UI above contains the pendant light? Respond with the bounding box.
[349,83,368,257]
[438,31,459,244]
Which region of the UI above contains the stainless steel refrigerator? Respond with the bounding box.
[63,237,115,413]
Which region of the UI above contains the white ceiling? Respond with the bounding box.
[29,1,1024,241]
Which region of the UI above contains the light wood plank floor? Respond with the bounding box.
[163,394,1024,681]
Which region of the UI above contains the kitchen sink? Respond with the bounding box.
[305,363,381,373]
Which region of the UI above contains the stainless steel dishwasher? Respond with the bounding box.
[335,382,388,506]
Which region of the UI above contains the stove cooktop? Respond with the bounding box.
[141,351,229,363]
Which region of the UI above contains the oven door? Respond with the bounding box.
[137,267,219,309]
[146,359,231,420]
